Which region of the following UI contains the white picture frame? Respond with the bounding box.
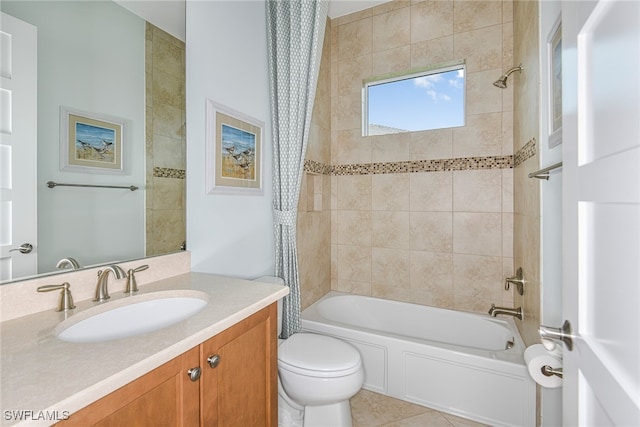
[205,99,264,196]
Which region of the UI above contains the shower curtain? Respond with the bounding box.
[266,0,328,338]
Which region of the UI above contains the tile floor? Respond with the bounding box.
[350,389,489,427]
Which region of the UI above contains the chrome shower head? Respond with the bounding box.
[493,63,523,89]
[493,76,508,89]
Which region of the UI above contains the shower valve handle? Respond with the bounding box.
[505,267,525,295]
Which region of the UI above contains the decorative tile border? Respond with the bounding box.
[304,159,333,175]
[514,138,536,167]
[304,155,514,176]
[153,167,185,179]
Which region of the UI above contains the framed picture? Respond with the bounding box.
[60,106,125,174]
[547,18,562,148]
[205,99,264,195]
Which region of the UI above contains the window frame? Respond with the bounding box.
[362,59,466,137]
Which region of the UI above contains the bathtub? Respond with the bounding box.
[301,292,535,427]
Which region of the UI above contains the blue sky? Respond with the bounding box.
[368,68,465,132]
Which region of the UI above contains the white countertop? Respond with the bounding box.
[0,273,288,426]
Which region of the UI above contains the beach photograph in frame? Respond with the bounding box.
[60,107,125,174]
[205,99,264,195]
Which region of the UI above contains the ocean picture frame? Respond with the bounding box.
[205,99,264,195]
[60,106,125,174]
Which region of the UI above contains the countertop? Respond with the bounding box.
[0,272,288,426]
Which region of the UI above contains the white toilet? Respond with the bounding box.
[253,276,364,427]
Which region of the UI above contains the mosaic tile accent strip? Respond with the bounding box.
[153,167,185,179]
[514,138,536,167]
[304,159,333,175]
[304,155,513,176]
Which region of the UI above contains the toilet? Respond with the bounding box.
[253,276,364,427]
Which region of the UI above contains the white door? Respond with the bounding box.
[562,0,640,425]
[0,12,37,281]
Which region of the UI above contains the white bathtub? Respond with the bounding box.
[301,292,535,427]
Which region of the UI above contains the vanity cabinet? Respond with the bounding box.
[56,346,200,426]
[56,304,277,426]
[201,303,278,426]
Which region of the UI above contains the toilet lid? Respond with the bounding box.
[278,333,361,377]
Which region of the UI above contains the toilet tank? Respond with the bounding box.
[253,276,285,337]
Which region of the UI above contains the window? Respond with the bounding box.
[363,62,466,136]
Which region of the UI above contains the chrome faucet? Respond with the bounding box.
[93,265,126,302]
[56,257,81,270]
[488,304,523,320]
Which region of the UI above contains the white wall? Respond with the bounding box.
[539,1,563,425]
[185,1,275,278]
[2,1,146,273]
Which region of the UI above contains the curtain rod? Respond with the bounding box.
[528,162,563,180]
[46,181,139,191]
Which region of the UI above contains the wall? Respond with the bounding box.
[1,1,146,272]
[145,23,186,256]
[513,2,546,424]
[185,1,275,278]
[538,1,563,425]
[513,0,541,346]
[324,0,516,313]
[297,21,333,310]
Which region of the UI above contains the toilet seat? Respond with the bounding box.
[278,333,362,378]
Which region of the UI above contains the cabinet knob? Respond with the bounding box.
[207,354,221,369]
[187,366,201,381]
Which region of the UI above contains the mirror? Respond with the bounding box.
[0,1,186,284]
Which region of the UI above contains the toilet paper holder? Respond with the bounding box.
[541,365,563,379]
[539,320,574,351]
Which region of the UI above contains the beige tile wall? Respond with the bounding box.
[145,23,186,256]
[297,21,333,310]
[321,0,516,314]
[513,1,541,346]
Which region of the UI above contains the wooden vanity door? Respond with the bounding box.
[56,346,200,427]
[200,304,277,427]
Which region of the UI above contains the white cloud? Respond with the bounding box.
[416,72,457,103]
[425,89,451,103]
[448,78,463,89]
[414,74,443,89]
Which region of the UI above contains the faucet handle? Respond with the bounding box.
[37,282,76,312]
[125,264,149,295]
[505,267,525,295]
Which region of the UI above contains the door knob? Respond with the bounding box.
[539,320,574,351]
[9,243,33,254]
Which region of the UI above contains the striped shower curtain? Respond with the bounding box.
[266,0,328,338]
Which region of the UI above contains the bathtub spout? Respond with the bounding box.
[488,304,522,320]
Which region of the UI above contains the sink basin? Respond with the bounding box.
[55,291,209,343]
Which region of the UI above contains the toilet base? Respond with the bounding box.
[278,377,304,427]
[278,381,353,427]
[304,400,353,427]
[278,399,304,427]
